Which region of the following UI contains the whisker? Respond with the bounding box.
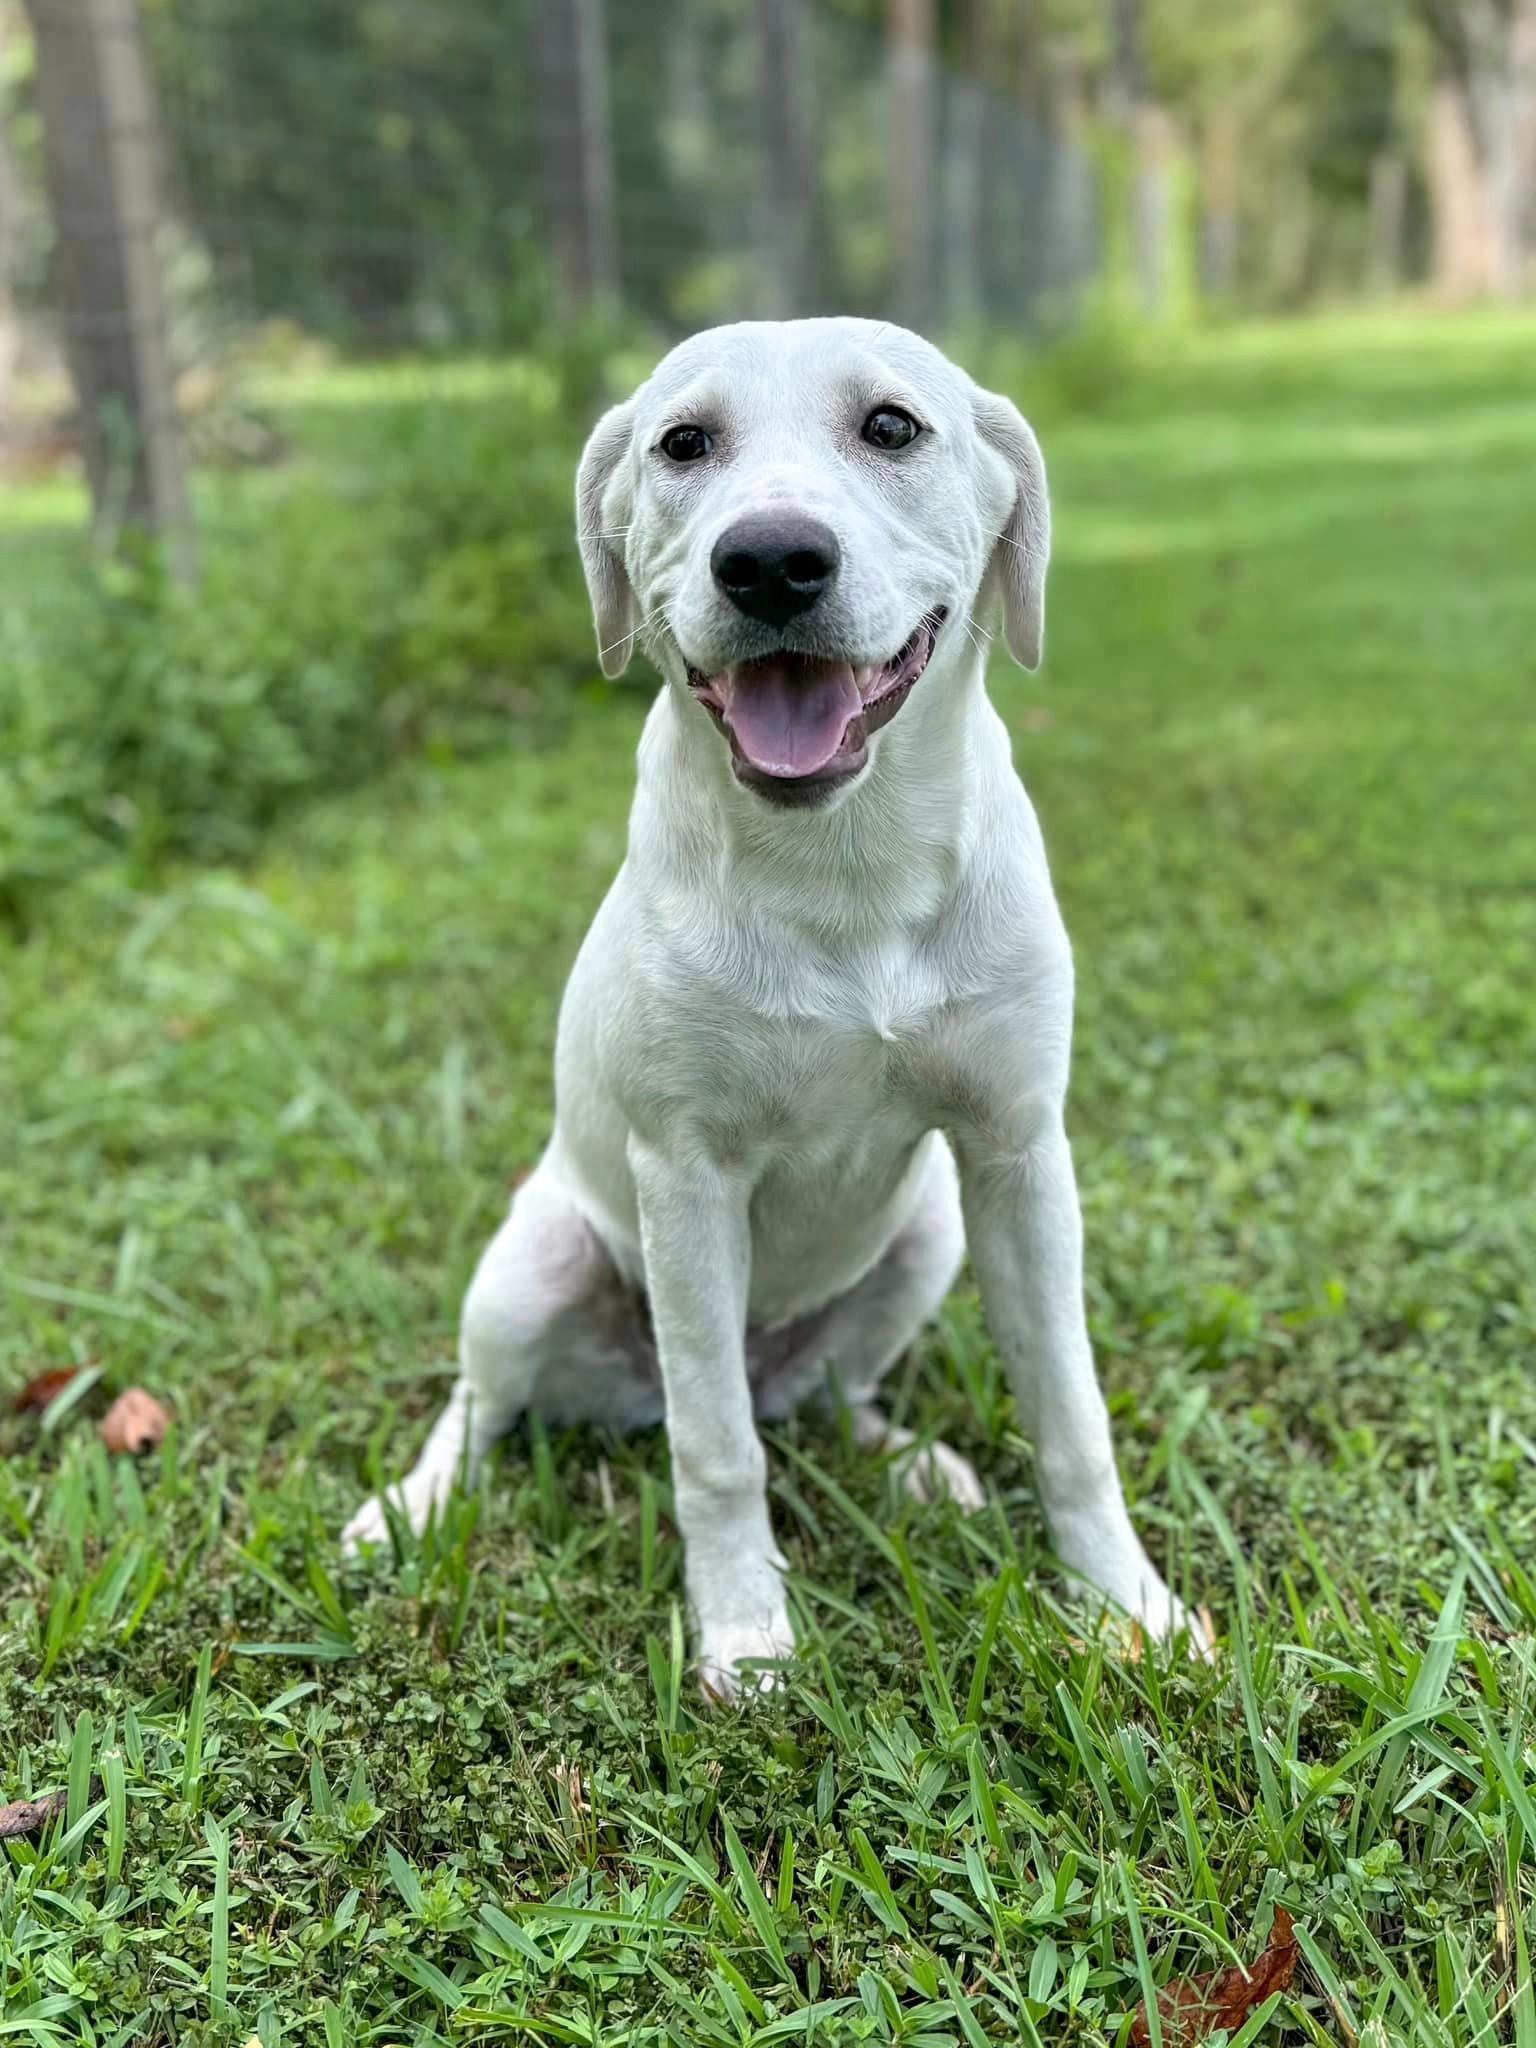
[597,602,667,666]
[954,607,991,659]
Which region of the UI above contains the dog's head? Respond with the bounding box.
[577,319,1049,808]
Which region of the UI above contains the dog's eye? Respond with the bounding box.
[861,407,921,451]
[660,424,712,463]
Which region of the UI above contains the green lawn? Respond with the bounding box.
[2,310,1535,2045]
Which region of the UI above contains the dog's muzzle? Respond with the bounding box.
[686,608,948,803]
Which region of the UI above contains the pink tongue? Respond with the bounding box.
[719,658,862,777]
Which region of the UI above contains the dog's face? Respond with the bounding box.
[578,319,1049,807]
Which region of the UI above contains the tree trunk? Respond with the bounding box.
[532,0,618,313]
[1266,170,1313,304]
[1427,76,1499,299]
[756,0,816,317]
[1512,0,1536,284]
[887,0,936,332]
[1365,149,1407,294]
[1130,103,1177,319]
[974,0,1018,316]
[1199,105,1240,300]
[1037,44,1094,305]
[22,0,193,571]
[1108,0,1176,321]
[941,0,987,326]
[1468,67,1523,296]
[1419,0,1536,302]
[0,14,27,426]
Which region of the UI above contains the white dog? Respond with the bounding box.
[344,318,1201,1696]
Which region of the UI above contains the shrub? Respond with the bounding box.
[0,360,607,919]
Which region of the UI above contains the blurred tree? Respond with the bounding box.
[1141,0,1431,305]
[940,0,988,323]
[0,4,29,415]
[888,0,937,328]
[756,0,818,315]
[1106,0,1176,319]
[1316,2,1411,289]
[1142,0,1298,302]
[532,0,617,312]
[1417,0,1536,295]
[22,0,192,571]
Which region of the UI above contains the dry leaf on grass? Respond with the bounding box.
[99,1388,170,1455]
[0,1788,66,1840]
[1130,1907,1298,2047]
[12,1366,81,1413]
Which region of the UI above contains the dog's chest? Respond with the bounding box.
[823,932,949,1045]
[695,930,956,1155]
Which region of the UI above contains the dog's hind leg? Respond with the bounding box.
[841,1402,986,1511]
[757,1138,982,1509]
[342,1163,631,1550]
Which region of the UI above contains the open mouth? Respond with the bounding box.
[685,608,948,802]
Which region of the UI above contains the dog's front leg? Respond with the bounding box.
[959,1111,1203,1648]
[630,1139,792,1700]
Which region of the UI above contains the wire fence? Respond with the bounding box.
[148,0,1096,339]
[0,0,1099,562]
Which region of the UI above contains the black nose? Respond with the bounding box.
[710,514,841,629]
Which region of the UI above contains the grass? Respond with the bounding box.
[1,307,1535,2045]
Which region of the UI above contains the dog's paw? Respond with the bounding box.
[1066,1561,1215,1664]
[1164,1592,1216,1662]
[341,1470,450,1555]
[341,1498,385,1555]
[894,1436,986,1512]
[856,1413,986,1512]
[696,1613,797,1704]
[341,1492,402,1555]
[1054,1516,1215,1663]
[1116,1575,1214,1661]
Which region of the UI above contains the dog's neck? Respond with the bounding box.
[632,639,998,936]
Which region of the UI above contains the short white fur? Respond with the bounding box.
[343,318,1203,1696]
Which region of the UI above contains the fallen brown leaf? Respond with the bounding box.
[99,1387,170,1455]
[0,1788,66,1840]
[553,1759,587,1825]
[1130,1907,1298,2048]
[12,1366,81,1413]
[1050,1633,1092,1660]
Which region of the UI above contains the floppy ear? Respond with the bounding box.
[576,400,638,678]
[972,387,1051,670]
